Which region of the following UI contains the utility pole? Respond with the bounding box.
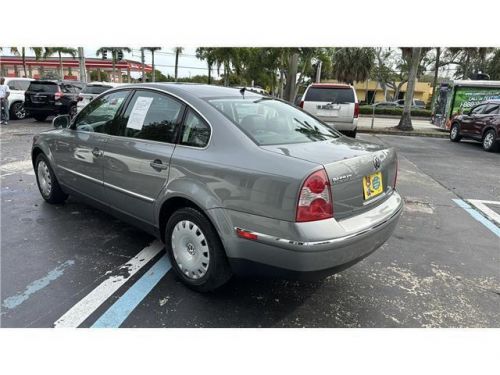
[78,47,87,83]
[141,48,145,83]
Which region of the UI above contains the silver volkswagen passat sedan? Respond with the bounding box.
[32,84,403,291]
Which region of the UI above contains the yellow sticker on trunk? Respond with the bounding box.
[363,171,383,200]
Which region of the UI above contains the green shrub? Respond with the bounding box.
[359,105,431,117]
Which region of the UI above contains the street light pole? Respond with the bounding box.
[141,48,145,83]
[78,47,87,83]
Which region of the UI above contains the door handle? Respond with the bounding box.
[150,159,168,170]
[92,147,104,157]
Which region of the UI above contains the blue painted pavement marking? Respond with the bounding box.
[453,199,500,238]
[2,260,75,310]
[92,254,171,328]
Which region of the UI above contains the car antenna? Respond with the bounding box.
[240,87,246,98]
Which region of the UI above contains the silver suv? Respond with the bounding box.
[300,83,359,137]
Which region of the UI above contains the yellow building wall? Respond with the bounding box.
[324,79,433,104]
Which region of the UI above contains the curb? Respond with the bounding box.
[359,115,431,121]
[358,128,449,138]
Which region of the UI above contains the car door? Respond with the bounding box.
[102,89,185,225]
[475,104,500,138]
[461,104,486,136]
[52,90,131,204]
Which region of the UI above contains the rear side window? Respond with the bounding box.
[28,82,58,93]
[304,87,355,103]
[483,104,499,114]
[8,80,31,91]
[121,90,183,143]
[180,109,210,148]
[82,85,113,94]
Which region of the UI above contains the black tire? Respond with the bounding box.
[34,153,68,204]
[343,129,357,138]
[450,123,462,142]
[33,114,48,122]
[9,102,27,120]
[482,129,499,152]
[165,207,232,292]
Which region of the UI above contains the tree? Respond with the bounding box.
[439,48,495,79]
[196,48,217,84]
[431,47,441,104]
[173,47,184,82]
[332,48,375,85]
[396,48,422,131]
[96,47,131,82]
[486,49,500,80]
[10,47,28,77]
[89,70,109,82]
[146,69,168,82]
[43,47,77,79]
[143,47,161,82]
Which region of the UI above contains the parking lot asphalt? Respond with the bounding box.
[1,119,499,328]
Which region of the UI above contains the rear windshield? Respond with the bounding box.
[208,97,341,146]
[82,85,113,94]
[28,82,58,93]
[304,87,355,103]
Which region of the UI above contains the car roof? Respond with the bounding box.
[115,83,263,99]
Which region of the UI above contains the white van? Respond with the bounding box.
[300,83,359,137]
[4,78,34,120]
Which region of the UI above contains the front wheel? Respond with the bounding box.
[165,207,232,292]
[35,153,68,204]
[450,123,462,142]
[482,129,499,152]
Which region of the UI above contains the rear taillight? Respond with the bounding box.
[299,100,304,108]
[54,90,63,100]
[354,102,360,118]
[296,169,333,222]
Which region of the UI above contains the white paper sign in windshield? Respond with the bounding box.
[126,96,154,130]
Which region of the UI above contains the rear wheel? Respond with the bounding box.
[10,102,27,120]
[450,123,462,142]
[35,153,68,204]
[33,113,48,122]
[482,129,499,152]
[165,207,232,292]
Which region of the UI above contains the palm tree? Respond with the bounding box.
[396,48,422,131]
[144,47,161,82]
[332,48,375,85]
[10,47,29,77]
[173,47,184,81]
[196,48,217,84]
[96,47,131,82]
[43,47,77,79]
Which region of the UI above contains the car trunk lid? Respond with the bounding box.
[261,137,398,219]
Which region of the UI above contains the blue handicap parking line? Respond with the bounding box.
[453,199,500,238]
[91,254,171,328]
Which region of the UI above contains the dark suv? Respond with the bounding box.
[24,80,83,121]
[450,100,500,152]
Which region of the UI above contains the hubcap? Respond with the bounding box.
[171,220,210,279]
[37,160,52,197]
[484,132,494,149]
[451,126,458,138]
[14,103,26,119]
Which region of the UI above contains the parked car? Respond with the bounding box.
[4,77,34,120]
[32,83,402,291]
[24,80,83,121]
[300,83,359,137]
[77,82,121,113]
[395,99,426,109]
[449,100,500,152]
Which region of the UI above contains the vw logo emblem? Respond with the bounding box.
[373,156,381,170]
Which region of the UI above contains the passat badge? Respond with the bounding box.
[331,174,352,185]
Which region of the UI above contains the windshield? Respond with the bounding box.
[208,97,341,146]
[82,85,113,94]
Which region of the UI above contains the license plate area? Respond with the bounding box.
[362,171,383,200]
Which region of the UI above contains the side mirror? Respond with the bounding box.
[53,115,71,129]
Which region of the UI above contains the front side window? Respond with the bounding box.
[208,97,341,146]
[73,90,129,134]
[180,109,210,147]
[121,90,183,143]
[471,104,486,115]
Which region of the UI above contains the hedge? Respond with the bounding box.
[359,106,431,117]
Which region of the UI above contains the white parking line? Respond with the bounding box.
[54,240,164,328]
[0,160,34,177]
[467,199,500,227]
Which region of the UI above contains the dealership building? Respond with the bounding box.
[0,56,153,82]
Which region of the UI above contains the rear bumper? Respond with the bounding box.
[25,105,68,115]
[324,118,358,131]
[217,191,403,277]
